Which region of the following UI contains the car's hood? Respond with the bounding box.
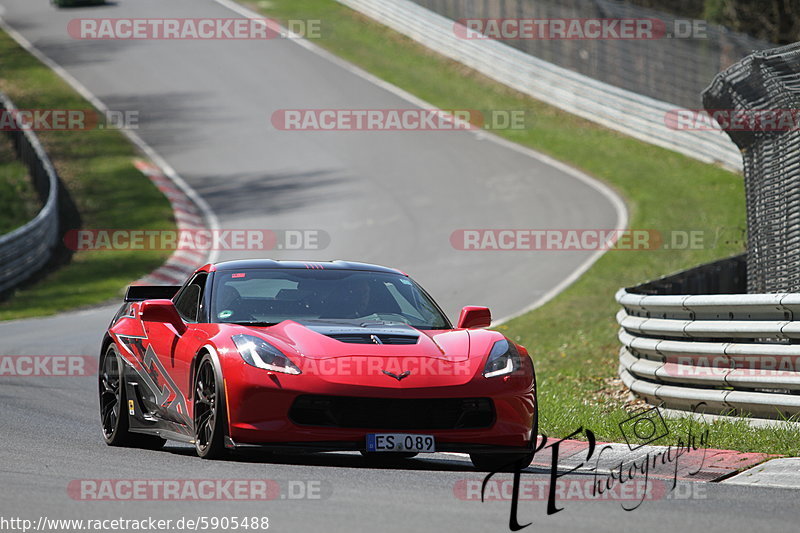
[249,320,471,362]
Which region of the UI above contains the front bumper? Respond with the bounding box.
[220,354,536,451]
[224,438,534,455]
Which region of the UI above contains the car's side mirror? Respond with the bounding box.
[456,306,492,329]
[140,299,187,335]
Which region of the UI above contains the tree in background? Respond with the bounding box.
[704,0,799,44]
[626,0,800,44]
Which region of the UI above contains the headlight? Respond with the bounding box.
[232,334,301,375]
[483,339,520,378]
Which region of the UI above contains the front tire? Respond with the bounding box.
[471,401,537,471]
[193,354,227,459]
[99,345,165,450]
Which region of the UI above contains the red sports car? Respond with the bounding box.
[100,260,537,469]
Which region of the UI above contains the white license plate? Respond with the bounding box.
[366,433,436,453]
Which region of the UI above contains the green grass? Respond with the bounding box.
[0,133,38,234]
[245,0,800,455]
[0,30,175,320]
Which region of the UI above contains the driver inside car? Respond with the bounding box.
[317,277,381,319]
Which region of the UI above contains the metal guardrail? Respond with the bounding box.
[617,255,800,419]
[411,0,772,112]
[337,0,743,170]
[0,92,62,294]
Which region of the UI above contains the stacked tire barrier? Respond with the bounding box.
[0,92,74,295]
[703,42,800,294]
[337,0,749,170]
[618,43,800,421]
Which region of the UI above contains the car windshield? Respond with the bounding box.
[210,268,451,329]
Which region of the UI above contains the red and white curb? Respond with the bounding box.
[448,437,785,492]
[523,438,776,483]
[132,159,209,285]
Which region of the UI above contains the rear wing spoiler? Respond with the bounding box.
[124,285,182,302]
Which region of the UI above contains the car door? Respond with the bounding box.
[139,272,209,428]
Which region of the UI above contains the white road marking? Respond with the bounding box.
[0,17,221,265]
[211,0,629,324]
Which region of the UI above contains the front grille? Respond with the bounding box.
[326,333,419,345]
[289,395,495,430]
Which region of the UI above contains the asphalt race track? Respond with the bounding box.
[0,1,793,532]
